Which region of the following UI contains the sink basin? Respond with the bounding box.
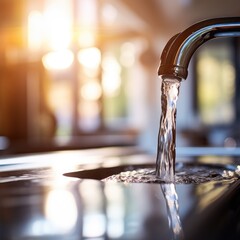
[0,147,240,239]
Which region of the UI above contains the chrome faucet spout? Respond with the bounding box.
[158,17,240,80]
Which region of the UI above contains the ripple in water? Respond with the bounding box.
[102,164,240,184]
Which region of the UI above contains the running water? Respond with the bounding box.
[102,77,240,184]
[155,78,181,182]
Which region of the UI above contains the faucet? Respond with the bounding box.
[158,17,240,81]
[156,17,240,182]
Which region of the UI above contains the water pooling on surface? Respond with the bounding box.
[102,164,240,184]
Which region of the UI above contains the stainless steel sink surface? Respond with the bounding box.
[1,147,240,240]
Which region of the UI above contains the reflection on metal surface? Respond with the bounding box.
[78,181,170,239]
[45,189,78,233]
[79,181,107,238]
[1,149,240,239]
[0,174,239,239]
[83,213,107,238]
[104,184,125,238]
[195,179,236,210]
[161,184,184,240]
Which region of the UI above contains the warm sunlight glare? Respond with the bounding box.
[78,31,96,47]
[43,1,72,50]
[77,47,101,69]
[102,54,122,97]
[81,81,102,101]
[120,42,135,67]
[42,50,74,70]
[28,11,44,51]
[102,4,118,26]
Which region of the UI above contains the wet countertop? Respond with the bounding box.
[1,147,240,240]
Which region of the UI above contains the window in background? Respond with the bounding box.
[196,38,236,126]
[26,0,145,145]
[0,0,147,153]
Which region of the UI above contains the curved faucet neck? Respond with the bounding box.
[158,17,240,80]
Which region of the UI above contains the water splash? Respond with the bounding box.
[156,78,181,182]
[102,164,236,184]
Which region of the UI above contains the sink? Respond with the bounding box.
[0,147,240,239]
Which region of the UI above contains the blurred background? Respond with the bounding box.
[0,0,240,155]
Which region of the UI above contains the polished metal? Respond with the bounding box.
[158,17,240,80]
[1,148,240,239]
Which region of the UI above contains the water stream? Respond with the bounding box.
[102,77,239,239]
[155,78,180,182]
[104,78,181,183]
[103,78,181,183]
[100,74,240,240]
[103,77,240,184]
